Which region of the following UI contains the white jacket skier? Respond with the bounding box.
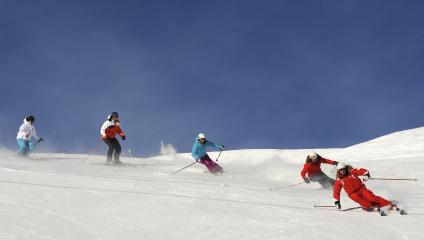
[17,118,40,141]
[16,115,43,156]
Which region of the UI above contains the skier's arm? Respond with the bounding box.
[32,126,40,141]
[320,158,338,165]
[116,124,125,138]
[352,168,370,181]
[206,140,223,149]
[300,164,310,179]
[100,121,110,139]
[333,180,343,202]
[352,168,369,177]
[191,143,200,161]
[118,127,126,140]
[100,122,107,136]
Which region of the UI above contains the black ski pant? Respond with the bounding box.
[309,172,335,189]
[104,138,121,162]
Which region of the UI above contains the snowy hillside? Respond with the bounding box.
[1,127,423,240]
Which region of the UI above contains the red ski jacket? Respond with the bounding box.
[333,168,369,201]
[104,125,124,139]
[100,120,125,140]
[300,158,337,178]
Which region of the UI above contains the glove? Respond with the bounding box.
[121,135,126,141]
[220,145,225,149]
[363,172,370,181]
[333,161,339,166]
[303,177,310,184]
[335,201,341,209]
[37,138,43,143]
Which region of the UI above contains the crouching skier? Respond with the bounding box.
[333,163,407,216]
[191,133,224,174]
[300,152,338,189]
[100,112,126,165]
[16,115,43,157]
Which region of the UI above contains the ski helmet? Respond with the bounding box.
[198,133,206,140]
[308,151,318,160]
[26,115,35,123]
[337,162,346,170]
[108,112,119,121]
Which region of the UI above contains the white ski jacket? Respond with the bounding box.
[16,119,39,141]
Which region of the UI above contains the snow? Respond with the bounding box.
[1,127,423,240]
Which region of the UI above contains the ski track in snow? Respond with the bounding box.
[1,127,424,240]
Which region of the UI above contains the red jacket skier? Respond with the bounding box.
[300,152,338,189]
[333,163,406,215]
[100,112,126,165]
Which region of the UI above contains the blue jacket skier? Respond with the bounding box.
[191,133,224,174]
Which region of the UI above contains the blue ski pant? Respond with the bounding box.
[17,139,36,156]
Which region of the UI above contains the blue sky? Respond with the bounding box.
[0,0,423,156]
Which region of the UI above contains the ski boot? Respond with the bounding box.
[394,206,407,215]
[113,155,123,165]
[113,159,123,165]
[377,208,387,216]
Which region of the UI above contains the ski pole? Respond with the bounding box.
[128,148,135,160]
[313,205,334,208]
[172,161,198,175]
[34,139,43,146]
[270,182,304,191]
[82,142,101,163]
[370,177,419,181]
[215,148,223,162]
[288,182,305,187]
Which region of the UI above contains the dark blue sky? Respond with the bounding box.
[1,0,423,156]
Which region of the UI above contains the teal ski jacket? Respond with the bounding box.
[191,138,222,160]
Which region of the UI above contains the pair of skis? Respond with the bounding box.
[314,205,407,216]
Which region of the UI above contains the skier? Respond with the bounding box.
[333,163,406,215]
[16,115,43,156]
[191,133,224,174]
[300,151,338,189]
[100,112,126,165]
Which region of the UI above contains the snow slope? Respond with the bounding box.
[1,127,423,240]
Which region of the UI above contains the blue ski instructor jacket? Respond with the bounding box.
[191,138,222,161]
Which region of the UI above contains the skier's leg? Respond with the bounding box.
[200,155,218,173]
[391,204,407,215]
[205,155,223,173]
[349,191,373,210]
[17,139,28,155]
[311,173,334,189]
[214,162,224,173]
[28,142,36,152]
[329,177,335,186]
[318,173,335,189]
[361,188,392,208]
[111,138,122,163]
[104,139,114,163]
